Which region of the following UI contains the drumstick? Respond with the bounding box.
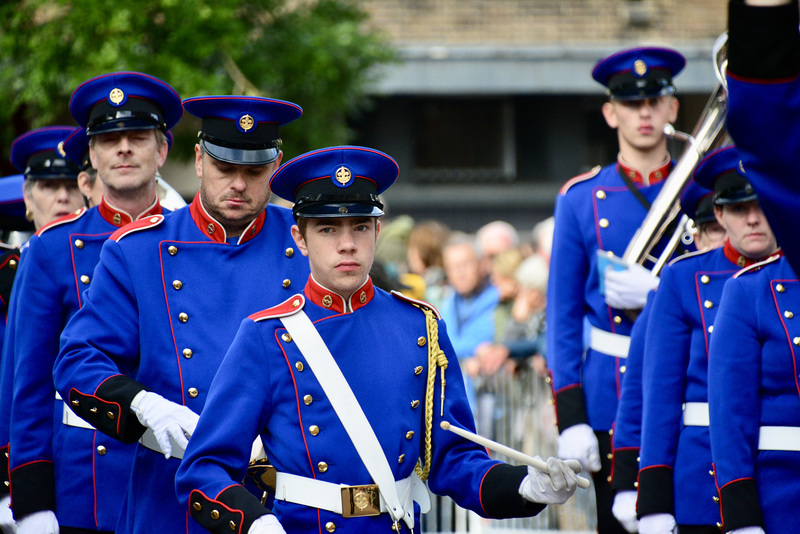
[440,421,591,489]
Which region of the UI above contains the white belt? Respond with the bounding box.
[589,326,630,358]
[56,393,96,430]
[758,426,800,451]
[273,471,430,517]
[140,429,267,463]
[682,402,710,427]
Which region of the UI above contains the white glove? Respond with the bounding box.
[604,262,659,310]
[518,456,580,505]
[248,514,286,534]
[557,423,602,473]
[728,529,766,534]
[638,513,677,534]
[16,511,57,534]
[130,391,199,459]
[0,496,16,534]
[612,490,639,533]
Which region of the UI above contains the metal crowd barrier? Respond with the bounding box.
[421,361,597,533]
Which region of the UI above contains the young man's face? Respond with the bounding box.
[602,96,679,154]
[291,216,380,299]
[90,129,167,194]
[196,145,282,237]
[714,200,778,259]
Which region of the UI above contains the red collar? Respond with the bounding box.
[98,196,163,228]
[616,154,671,186]
[188,192,266,245]
[304,275,374,314]
[723,239,783,268]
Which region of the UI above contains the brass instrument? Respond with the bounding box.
[621,33,730,276]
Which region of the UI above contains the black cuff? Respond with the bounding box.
[68,375,148,444]
[636,466,674,517]
[189,485,269,534]
[0,446,9,499]
[554,386,587,433]
[479,463,545,518]
[719,478,764,532]
[9,461,55,519]
[610,448,639,492]
[729,0,800,79]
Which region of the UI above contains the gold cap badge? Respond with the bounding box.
[109,88,125,105]
[335,165,352,185]
[634,59,647,76]
[239,114,254,132]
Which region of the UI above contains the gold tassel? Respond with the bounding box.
[415,306,448,482]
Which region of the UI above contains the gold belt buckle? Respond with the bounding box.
[341,484,381,517]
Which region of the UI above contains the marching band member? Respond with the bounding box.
[176,146,581,534]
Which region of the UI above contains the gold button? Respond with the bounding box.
[81,275,90,285]
[97,445,107,455]
[309,425,320,436]
[325,522,336,533]
[8,260,16,270]
[207,223,215,235]
[614,316,622,325]
[398,454,405,463]
[292,299,300,308]
[607,453,613,460]
[183,348,193,359]
[713,496,720,503]
[168,246,178,256]
[304,395,313,406]
[282,279,291,288]
[417,337,426,347]
[188,388,199,398]
[322,295,333,308]
[90,407,98,413]
[296,362,304,371]
[716,523,723,529]
[150,217,159,223]
[113,213,122,225]
[210,510,220,520]
[737,256,746,267]
[410,400,420,409]
[406,431,414,440]
[777,283,785,293]
[794,337,800,346]
[545,376,551,384]
[107,411,115,419]
[786,311,794,319]
[173,280,183,290]
[282,333,292,343]
[607,475,612,482]
[548,399,554,405]
[596,190,606,200]
[609,429,614,436]
[599,218,609,228]
[229,521,236,531]
[179,312,189,323]
[359,291,367,304]
[74,239,84,249]
[71,399,80,407]
[285,248,294,258]
[193,502,202,511]
[701,275,710,284]
[317,462,328,473]
[414,366,423,375]
[654,170,663,179]
[620,366,626,374]
[704,300,713,309]
[709,469,715,476]
[708,326,714,334]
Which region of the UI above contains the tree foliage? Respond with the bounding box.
[0,0,397,172]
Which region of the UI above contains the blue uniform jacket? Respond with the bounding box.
[637,245,747,525]
[54,194,310,534]
[547,158,673,432]
[726,0,800,272]
[610,290,654,493]
[175,276,544,534]
[9,198,165,529]
[708,255,800,533]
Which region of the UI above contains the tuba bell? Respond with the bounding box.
[621,32,730,276]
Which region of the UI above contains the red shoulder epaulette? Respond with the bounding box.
[733,253,781,279]
[559,165,601,195]
[110,215,164,242]
[250,294,306,322]
[391,290,441,319]
[35,208,88,237]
